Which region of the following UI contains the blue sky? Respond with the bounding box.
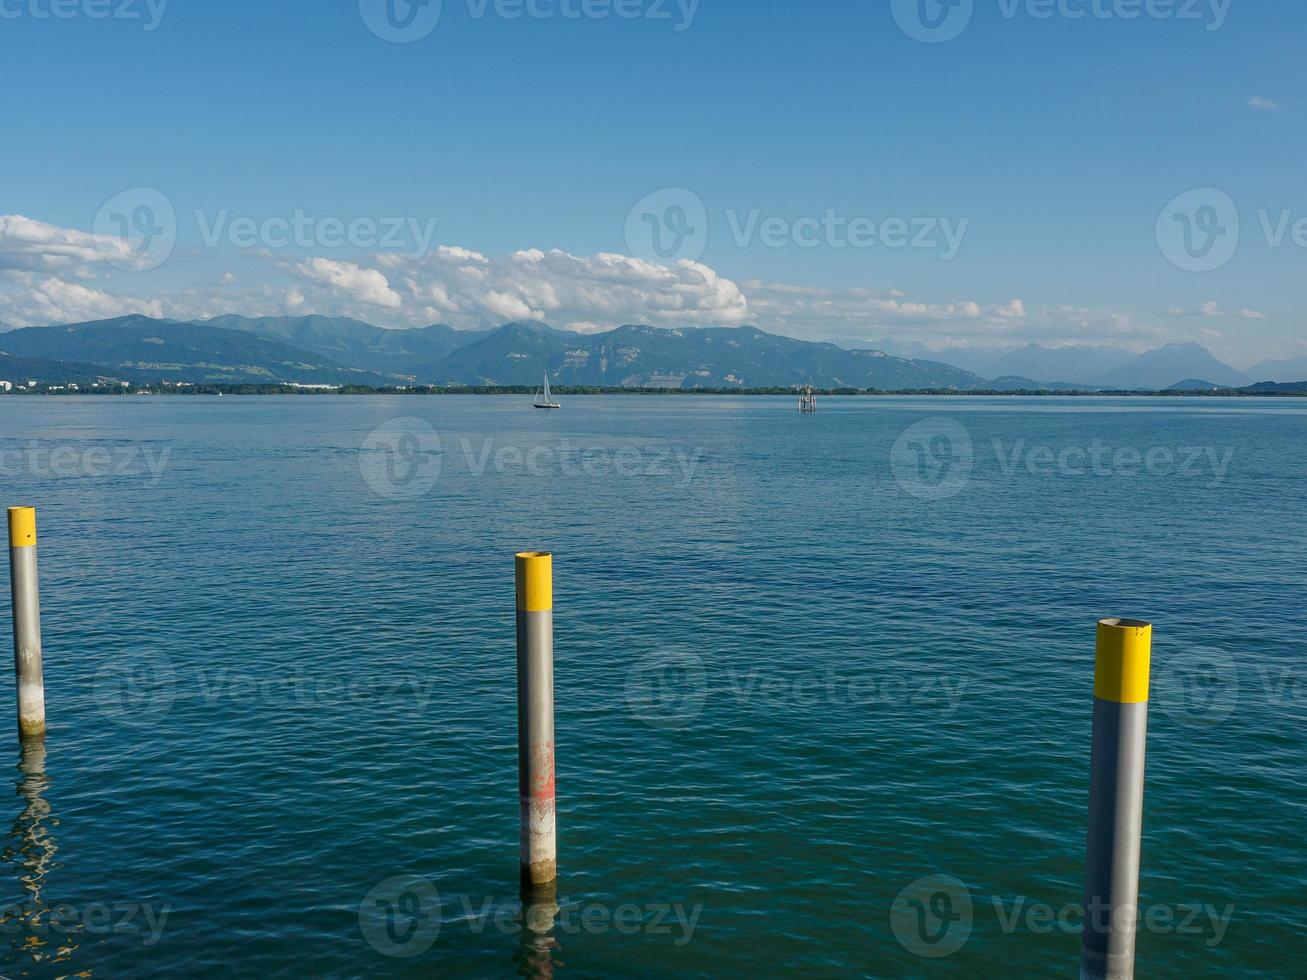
[1,0,1303,365]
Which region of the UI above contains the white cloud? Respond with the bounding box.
[742,282,1035,341]
[0,214,148,273]
[292,258,402,309]
[375,247,750,330]
[0,275,165,326]
[1247,95,1279,112]
[1168,301,1267,320]
[0,212,1290,362]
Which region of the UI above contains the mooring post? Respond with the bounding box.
[516,551,556,889]
[8,507,45,739]
[1081,617,1152,980]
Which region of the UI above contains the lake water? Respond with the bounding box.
[0,395,1303,977]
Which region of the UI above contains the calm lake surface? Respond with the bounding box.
[0,395,1304,977]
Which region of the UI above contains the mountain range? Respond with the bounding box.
[0,314,1301,392]
[869,338,1307,389]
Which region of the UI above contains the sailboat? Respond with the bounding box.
[534,372,561,410]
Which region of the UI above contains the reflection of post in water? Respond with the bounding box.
[3,740,76,966]
[513,881,561,980]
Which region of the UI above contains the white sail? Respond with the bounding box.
[535,371,560,409]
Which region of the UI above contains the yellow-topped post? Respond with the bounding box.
[515,552,556,889]
[8,508,45,738]
[1082,618,1153,980]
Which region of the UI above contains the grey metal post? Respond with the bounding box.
[516,551,557,889]
[8,508,45,739]
[1082,618,1152,980]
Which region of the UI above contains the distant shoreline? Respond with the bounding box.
[4,385,1306,398]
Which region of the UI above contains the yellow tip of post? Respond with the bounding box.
[1094,618,1152,703]
[516,552,553,612]
[8,507,36,548]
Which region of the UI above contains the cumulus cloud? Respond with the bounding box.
[0,214,147,273]
[0,275,165,326]
[0,212,1288,363]
[291,258,402,310]
[1167,301,1267,320]
[741,281,1033,342]
[368,247,749,330]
